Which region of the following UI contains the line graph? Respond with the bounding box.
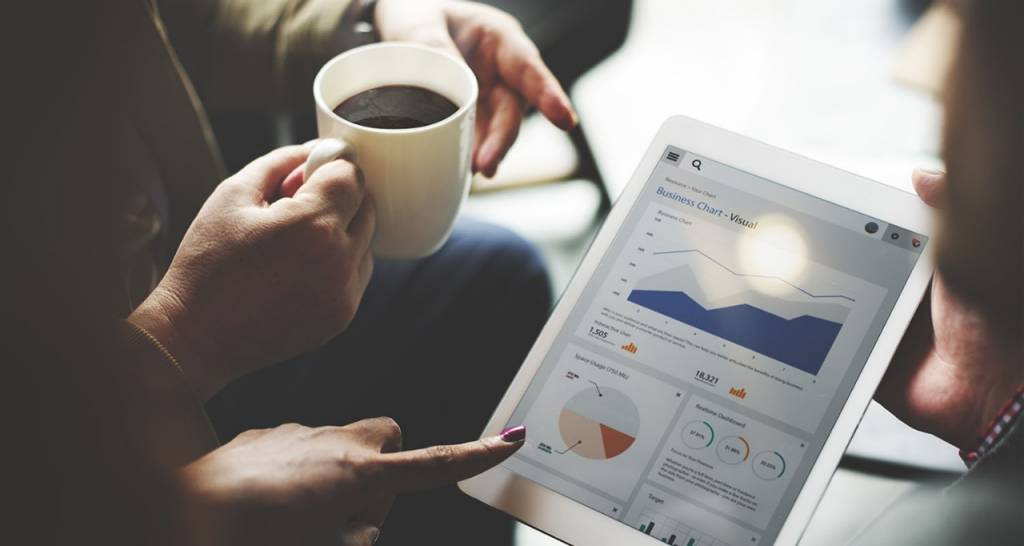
[574,200,892,433]
[651,249,856,303]
[627,245,854,375]
[627,287,842,375]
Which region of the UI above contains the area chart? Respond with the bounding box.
[625,250,852,375]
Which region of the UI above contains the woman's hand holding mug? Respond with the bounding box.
[129,144,375,402]
[307,0,578,259]
[373,0,578,175]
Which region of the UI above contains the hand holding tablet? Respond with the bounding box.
[461,116,934,546]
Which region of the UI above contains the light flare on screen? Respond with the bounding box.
[735,214,809,296]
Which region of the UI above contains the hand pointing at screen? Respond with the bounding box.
[175,419,527,546]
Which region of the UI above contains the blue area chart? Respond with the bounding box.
[627,290,843,376]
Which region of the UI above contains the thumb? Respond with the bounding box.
[911,168,946,208]
[339,521,381,546]
[231,143,316,201]
[372,426,526,493]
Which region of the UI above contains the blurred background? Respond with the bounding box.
[212,0,963,544]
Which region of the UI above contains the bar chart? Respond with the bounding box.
[635,510,736,546]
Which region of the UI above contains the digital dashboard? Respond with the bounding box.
[501,146,926,545]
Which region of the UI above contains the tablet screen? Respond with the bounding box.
[502,147,927,545]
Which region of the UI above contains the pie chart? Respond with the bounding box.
[558,385,640,459]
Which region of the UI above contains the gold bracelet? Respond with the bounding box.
[124,320,194,396]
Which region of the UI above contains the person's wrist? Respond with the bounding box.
[972,378,1024,441]
[127,285,223,402]
[438,1,466,29]
[960,383,1024,465]
[375,0,460,47]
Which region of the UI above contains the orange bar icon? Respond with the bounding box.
[621,342,638,354]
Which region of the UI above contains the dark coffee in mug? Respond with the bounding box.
[333,85,459,130]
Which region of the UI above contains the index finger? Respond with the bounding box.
[372,427,526,493]
[294,158,366,227]
[234,143,314,198]
[495,36,577,131]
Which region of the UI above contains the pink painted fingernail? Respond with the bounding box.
[500,425,527,443]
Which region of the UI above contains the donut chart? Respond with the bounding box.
[681,420,714,449]
[558,385,640,459]
[716,435,750,465]
[752,450,787,480]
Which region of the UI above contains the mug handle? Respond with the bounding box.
[304,138,357,182]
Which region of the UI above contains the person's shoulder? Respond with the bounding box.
[852,422,1023,546]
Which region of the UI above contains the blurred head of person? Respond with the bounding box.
[940,0,1023,344]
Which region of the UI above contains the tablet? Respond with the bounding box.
[460,116,935,546]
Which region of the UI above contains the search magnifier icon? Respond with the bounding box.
[691,159,702,171]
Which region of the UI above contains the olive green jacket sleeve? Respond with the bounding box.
[155,0,355,113]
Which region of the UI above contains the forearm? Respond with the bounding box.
[115,321,220,466]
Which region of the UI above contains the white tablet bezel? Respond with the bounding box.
[460,115,935,546]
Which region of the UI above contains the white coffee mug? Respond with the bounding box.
[307,43,477,259]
